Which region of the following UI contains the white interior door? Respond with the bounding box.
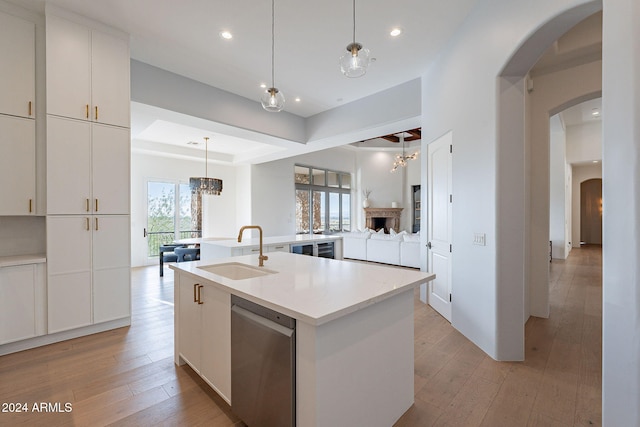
[427,131,453,321]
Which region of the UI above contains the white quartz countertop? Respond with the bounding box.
[201,234,341,249]
[0,254,46,267]
[170,252,434,326]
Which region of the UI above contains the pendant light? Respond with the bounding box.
[261,0,285,112]
[339,0,370,78]
[189,137,223,195]
[391,134,418,172]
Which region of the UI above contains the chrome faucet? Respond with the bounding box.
[237,225,268,267]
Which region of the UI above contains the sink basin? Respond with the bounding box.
[198,262,277,280]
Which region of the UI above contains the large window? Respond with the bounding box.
[146,180,199,257]
[295,165,351,234]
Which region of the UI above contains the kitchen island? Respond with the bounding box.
[171,252,434,427]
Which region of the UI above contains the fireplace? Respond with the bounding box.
[364,208,403,233]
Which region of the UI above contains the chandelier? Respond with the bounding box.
[189,137,223,195]
[391,134,418,172]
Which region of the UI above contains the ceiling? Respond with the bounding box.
[12,1,602,165]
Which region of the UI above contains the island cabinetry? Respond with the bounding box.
[46,215,130,333]
[46,13,130,128]
[0,262,46,345]
[0,10,35,119]
[47,116,130,215]
[176,272,231,403]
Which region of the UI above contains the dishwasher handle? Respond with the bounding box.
[231,304,294,337]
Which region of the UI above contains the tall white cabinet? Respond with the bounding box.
[46,13,130,128]
[46,11,131,335]
[0,10,36,216]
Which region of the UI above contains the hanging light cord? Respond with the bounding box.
[352,0,356,44]
[204,137,209,178]
[270,0,275,88]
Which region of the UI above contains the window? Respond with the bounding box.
[295,165,351,234]
[146,180,200,257]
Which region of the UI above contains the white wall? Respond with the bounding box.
[549,114,569,259]
[602,1,640,423]
[571,163,601,247]
[566,120,602,163]
[130,151,236,267]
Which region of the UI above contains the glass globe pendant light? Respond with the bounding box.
[339,0,370,78]
[261,0,285,112]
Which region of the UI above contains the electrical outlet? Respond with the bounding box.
[473,233,486,246]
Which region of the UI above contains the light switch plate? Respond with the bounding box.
[473,233,486,246]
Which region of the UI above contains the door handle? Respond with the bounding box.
[427,241,432,249]
[193,284,199,303]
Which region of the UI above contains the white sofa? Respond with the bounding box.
[340,230,421,268]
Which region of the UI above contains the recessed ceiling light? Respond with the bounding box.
[260,83,267,89]
[593,160,599,163]
[390,28,402,37]
[295,97,301,102]
[220,31,233,40]
[187,141,200,145]
[591,108,600,116]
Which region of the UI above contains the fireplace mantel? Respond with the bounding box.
[364,208,403,232]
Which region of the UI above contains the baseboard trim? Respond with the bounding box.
[0,317,131,356]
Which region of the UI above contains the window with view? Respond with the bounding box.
[295,165,351,234]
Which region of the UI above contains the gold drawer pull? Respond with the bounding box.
[95,217,99,231]
[95,198,99,212]
[85,104,89,119]
[29,199,33,213]
[197,285,204,304]
[85,217,90,231]
[28,101,32,116]
[95,106,99,121]
[193,284,199,303]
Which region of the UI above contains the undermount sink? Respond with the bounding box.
[198,262,277,280]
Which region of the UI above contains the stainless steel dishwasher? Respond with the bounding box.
[231,295,296,427]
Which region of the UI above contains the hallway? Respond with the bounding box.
[397,245,602,426]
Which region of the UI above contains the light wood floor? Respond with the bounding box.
[0,247,601,426]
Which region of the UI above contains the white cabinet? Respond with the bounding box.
[92,216,131,323]
[46,14,130,128]
[0,115,35,215]
[47,116,130,215]
[0,263,46,345]
[47,215,130,333]
[0,11,35,119]
[176,273,231,403]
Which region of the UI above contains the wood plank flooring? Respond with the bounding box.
[0,247,601,426]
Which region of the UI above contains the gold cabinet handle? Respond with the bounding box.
[86,217,90,231]
[29,199,33,213]
[193,283,198,303]
[95,198,99,212]
[197,285,204,304]
[86,198,90,212]
[95,217,99,231]
[85,104,89,119]
[28,101,32,116]
[95,106,98,121]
